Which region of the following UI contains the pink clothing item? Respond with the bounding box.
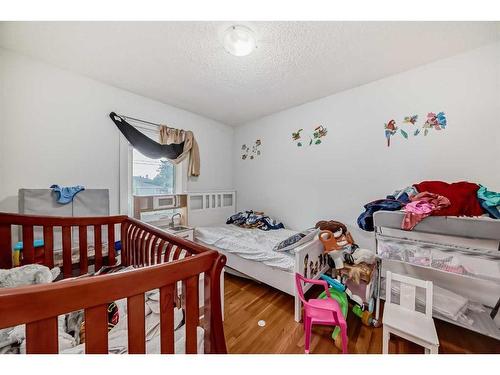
[402,192,451,230]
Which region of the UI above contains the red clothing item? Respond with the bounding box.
[413,181,485,217]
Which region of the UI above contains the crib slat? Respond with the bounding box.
[163,242,174,263]
[108,223,115,266]
[79,225,88,275]
[144,233,153,266]
[203,271,212,354]
[26,317,58,354]
[62,226,72,277]
[148,236,155,266]
[139,229,147,266]
[126,225,136,266]
[150,237,159,265]
[43,226,54,268]
[133,227,142,267]
[159,284,175,354]
[120,222,128,266]
[173,245,183,261]
[127,293,146,354]
[84,304,108,354]
[125,222,132,265]
[184,275,199,354]
[94,225,102,271]
[133,226,142,266]
[156,239,165,265]
[22,225,35,265]
[140,231,148,266]
[0,224,12,268]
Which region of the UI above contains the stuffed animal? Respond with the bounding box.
[319,230,346,269]
[316,220,356,270]
[0,264,60,288]
[315,221,354,250]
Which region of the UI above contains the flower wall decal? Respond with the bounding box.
[384,112,447,147]
[241,139,262,160]
[292,125,328,147]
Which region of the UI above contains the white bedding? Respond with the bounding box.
[195,225,299,272]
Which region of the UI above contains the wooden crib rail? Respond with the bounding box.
[0,213,217,275]
[0,212,128,275]
[122,218,220,267]
[0,250,227,354]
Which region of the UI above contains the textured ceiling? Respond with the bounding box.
[1,21,499,125]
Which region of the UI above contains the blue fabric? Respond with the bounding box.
[14,239,44,250]
[480,200,500,219]
[386,192,411,204]
[357,199,403,232]
[50,184,85,204]
[477,185,500,219]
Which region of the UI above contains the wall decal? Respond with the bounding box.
[312,125,328,145]
[422,112,446,136]
[403,115,418,125]
[292,129,304,147]
[292,125,328,147]
[384,120,398,147]
[385,112,447,146]
[241,139,262,160]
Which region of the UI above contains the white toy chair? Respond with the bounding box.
[383,271,439,354]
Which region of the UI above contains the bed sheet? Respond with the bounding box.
[195,225,299,272]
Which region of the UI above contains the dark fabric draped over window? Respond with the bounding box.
[109,112,184,159]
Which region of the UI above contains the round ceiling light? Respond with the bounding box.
[223,25,256,57]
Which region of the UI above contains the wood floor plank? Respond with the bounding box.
[223,273,500,354]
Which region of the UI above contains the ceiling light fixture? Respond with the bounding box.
[223,25,256,57]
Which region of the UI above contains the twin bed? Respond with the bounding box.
[187,192,326,322]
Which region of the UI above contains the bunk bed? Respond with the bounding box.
[373,211,500,341]
[0,212,227,354]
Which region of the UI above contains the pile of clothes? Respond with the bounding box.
[226,210,285,231]
[357,180,500,231]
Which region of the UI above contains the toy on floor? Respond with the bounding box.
[352,304,373,326]
[318,274,349,350]
[320,273,346,292]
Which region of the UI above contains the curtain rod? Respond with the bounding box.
[117,113,163,128]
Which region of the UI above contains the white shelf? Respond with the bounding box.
[376,227,500,342]
[434,307,500,341]
[380,257,500,284]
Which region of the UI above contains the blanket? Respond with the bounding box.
[226,210,284,231]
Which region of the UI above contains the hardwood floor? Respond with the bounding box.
[222,273,500,354]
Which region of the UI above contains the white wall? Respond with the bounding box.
[233,42,500,248]
[0,48,234,214]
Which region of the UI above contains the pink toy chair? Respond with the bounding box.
[295,273,348,354]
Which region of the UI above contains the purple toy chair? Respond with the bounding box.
[295,273,348,354]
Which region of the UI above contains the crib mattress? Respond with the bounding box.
[52,243,109,267]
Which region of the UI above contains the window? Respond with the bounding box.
[132,149,175,196]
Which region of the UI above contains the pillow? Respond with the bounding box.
[273,228,319,252]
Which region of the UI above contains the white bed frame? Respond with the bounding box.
[186,191,328,322]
